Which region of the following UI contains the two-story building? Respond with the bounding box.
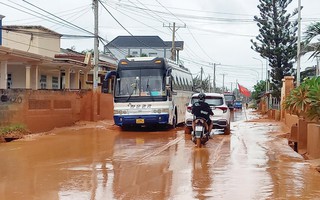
[104,35,184,61]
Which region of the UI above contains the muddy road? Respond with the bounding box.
[1,109,320,200]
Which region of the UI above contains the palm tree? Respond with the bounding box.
[303,22,320,58]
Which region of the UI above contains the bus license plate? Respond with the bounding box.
[136,119,144,124]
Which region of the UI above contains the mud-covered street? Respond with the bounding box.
[1,110,320,200]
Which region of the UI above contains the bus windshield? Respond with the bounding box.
[115,68,165,97]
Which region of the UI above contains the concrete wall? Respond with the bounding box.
[0,89,114,133]
[307,123,320,159]
[2,27,60,57]
[284,113,299,130]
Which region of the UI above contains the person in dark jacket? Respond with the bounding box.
[191,93,213,134]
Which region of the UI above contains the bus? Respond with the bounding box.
[106,57,193,128]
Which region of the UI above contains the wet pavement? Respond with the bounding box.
[0,109,320,200]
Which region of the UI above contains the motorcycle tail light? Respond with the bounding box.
[187,105,192,113]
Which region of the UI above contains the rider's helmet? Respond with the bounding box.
[198,93,206,102]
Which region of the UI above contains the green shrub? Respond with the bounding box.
[284,76,320,120]
[0,124,26,135]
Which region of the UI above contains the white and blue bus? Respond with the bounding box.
[107,57,193,128]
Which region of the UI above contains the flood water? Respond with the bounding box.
[0,109,320,200]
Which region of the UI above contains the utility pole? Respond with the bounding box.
[221,73,227,93]
[296,0,302,86]
[200,67,203,92]
[210,63,220,92]
[163,22,186,62]
[213,63,216,92]
[0,15,5,45]
[93,0,99,91]
[208,75,211,93]
[317,56,320,76]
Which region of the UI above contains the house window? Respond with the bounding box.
[132,51,138,56]
[52,76,59,89]
[149,52,157,57]
[40,75,47,89]
[7,74,12,89]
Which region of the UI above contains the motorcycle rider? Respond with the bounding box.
[191,93,214,135]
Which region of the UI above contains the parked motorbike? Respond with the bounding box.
[191,118,210,148]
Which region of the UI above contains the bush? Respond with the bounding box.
[0,124,27,135]
[284,76,320,120]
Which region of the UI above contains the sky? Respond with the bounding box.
[1,0,320,91]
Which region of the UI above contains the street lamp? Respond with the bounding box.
[296,0,302,86]
[249,69,260,83]
[253,57,264,80]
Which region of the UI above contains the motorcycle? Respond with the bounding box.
[191,118,210,148]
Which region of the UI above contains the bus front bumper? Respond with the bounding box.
[114,114,169,126]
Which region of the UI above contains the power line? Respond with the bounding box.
[22,0,95,36]
[104,1,169,35]
[154,0,185,25]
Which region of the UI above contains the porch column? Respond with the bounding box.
[0,61,7,89]
[30,65,40,90]
[65,67,70,89]
[25,65,31,89]
[74,69,80,89]
[83,71,89,89]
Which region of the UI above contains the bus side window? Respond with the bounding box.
[175,76,180,90]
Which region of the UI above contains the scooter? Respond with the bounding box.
[191,118,210,148]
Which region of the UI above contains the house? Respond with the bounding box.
[104,35,184,61]
[0,22,116,131]
[0,24,117,90]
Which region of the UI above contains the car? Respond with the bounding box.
[184,93,231,135]
[234,100,243,109]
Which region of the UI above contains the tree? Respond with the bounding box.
[192,75,210,92]
[251,0,299,99]
[303,22,320,58]
[251,80,266,102]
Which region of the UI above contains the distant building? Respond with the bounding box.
[301,66,317,80]
[104,35,184,61]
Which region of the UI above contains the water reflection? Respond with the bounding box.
[191,148,212,199]
[1,111,320,200]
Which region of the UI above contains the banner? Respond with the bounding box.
[238,83,251,97]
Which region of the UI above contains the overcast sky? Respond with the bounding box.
[1,0,320,90]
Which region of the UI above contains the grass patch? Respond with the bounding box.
[0,124,27,135]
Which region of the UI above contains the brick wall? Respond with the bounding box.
[0,89,114,133]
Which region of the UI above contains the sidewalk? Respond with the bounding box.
[257,111,320,173]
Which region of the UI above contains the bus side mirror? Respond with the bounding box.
[165,76,171,90]
[166,76,170,86]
